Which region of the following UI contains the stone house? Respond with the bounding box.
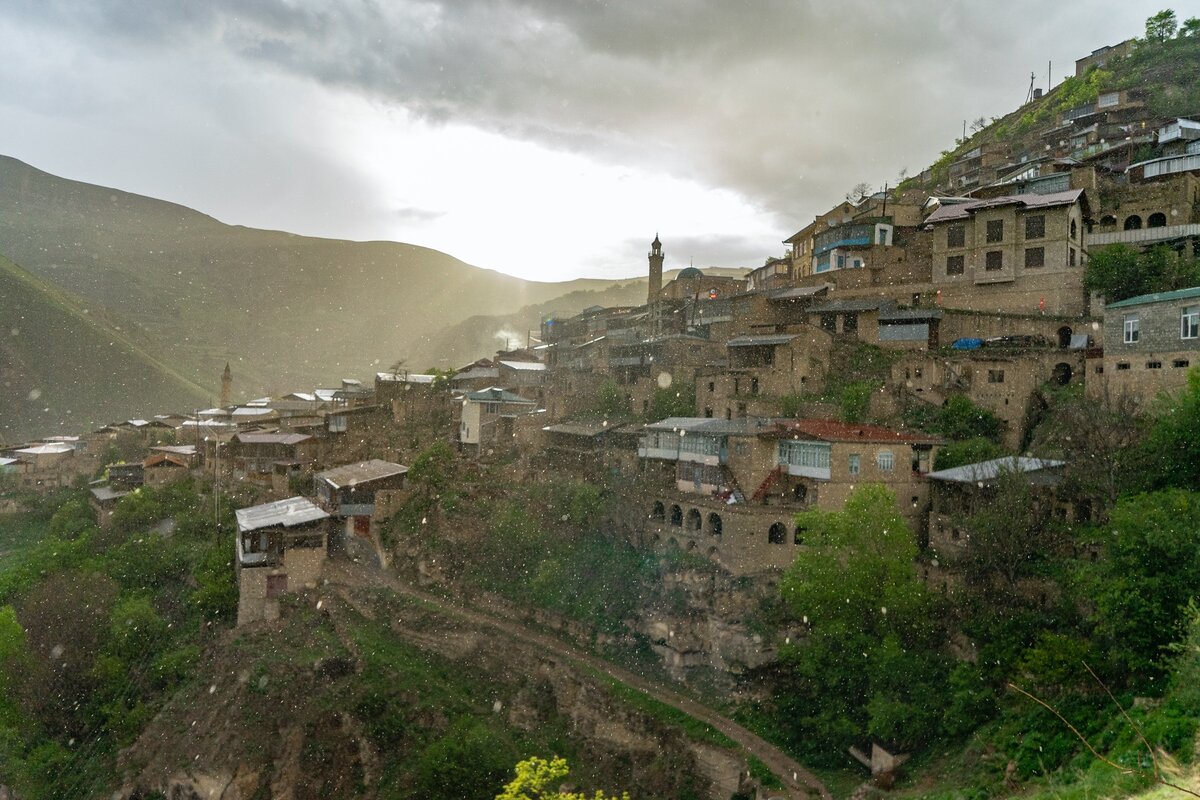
[458,387,538,455]
[695,327,833,419]
[235,497,330,626]
[228,432,318,483]
[1096,286,1200,405]
[314,459,409,540]
[925,456,1066,560]
[926,188,1091,316]
[142,453,190,488]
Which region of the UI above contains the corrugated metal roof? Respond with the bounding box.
[316,459,409,489]
[809,298,891,313]
[376,372,436,384]
[1105,285,1200,309]
[464,387,536,404]
[879,308,944,322]
[14,443,74,455]
[0,457,21,467]
[499,360,547,371]
[453,367,500,381]
[232,406,277,417]
[727,334,798,347]
[923,189,1084,224]
[90,486,130,503]
[644,417,712,432]
[236,496,329,532]
[233,432,313,445]
[926,456,1065,483]
[767,285,830,299]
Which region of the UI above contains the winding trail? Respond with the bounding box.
[325,557,831,800]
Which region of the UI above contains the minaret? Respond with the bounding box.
[220,363,232,408]
[648,233,664,304]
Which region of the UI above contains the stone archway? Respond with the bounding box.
[768,522,787,544]
[706,512,723,538]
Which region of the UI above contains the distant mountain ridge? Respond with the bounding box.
[0,155,668,415]
[0,253,211,440]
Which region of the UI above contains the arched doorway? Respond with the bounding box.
[1148,212,1167,228]
[650,501,665,522]
[706,512,723,538]
[685,508,702,531]
[768,522,787,544]
[1052,362,1073,386]
[1057,326,1073,348]
[792,483,808,503]
[669,505,683,526]
[1124,215,1143,230]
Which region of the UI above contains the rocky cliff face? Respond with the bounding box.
[115,581,753,800]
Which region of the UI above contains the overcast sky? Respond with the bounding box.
[0,1,1171,281]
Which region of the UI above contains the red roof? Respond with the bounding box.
[143,453,190,468]
[762,419,941,445]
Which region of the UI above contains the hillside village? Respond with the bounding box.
[6,33,1200,607]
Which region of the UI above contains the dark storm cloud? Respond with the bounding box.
[3,1,1160,250]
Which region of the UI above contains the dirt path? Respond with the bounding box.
[325,558,831,800]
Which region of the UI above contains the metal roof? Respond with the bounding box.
[14,443,74,455]
[90,486,130,503]
[809,298,891,313]
[542,421,612,437]
[727,334,798,347]
[233,432,313,445]
[1105,285,1200,309]
[375,372,436,384]
[926,456,1065,484]
[643,417,713,432]
[923,189,1085,225]
[879,308,944,322]
[499,360,547,371]
[236,496,329,533]
[766,285,830,299]
[316,459,409,489]
[453,367,500,380]
[464,387,536,404]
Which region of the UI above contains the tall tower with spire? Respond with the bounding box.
[648,234,664,305]
[220,363,232,408]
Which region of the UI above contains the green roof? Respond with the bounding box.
[1106,286,1200,309]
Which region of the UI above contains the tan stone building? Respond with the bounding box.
[235,497,330,626]
[926,189,1091,316]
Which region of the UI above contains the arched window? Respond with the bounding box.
[1148,212,1167,228]
[1124,215,1142,230]
[651,501,665,522]
[768,522,787,544]
[1070,218,1078,239]
[706,512,723,538]
[1099,214,1117,229]
[669,505,683,526]
[686,508,702,531]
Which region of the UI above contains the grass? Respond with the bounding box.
[593,672,737,749]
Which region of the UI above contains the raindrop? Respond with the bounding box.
[208,684,217,695]
[27,388,41,401]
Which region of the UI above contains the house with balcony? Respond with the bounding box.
[1095,286,1200,405]
[458,387,538,455]
[315,459,409,540]
[811,220,894,275]
[235,496,330,625]
[229,432,318,482]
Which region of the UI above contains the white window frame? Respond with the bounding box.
[1123,314,1139,344]
[1182,306,1199,340]
[876,450,894,472]
[848,453,861,475]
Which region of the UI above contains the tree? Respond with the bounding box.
[1139,367,1200,491]
[1181,16,1200,36]
[647,381,695,420]
[1145,9,1178,42]
[969,116,988,133]
[593,380,629,421]
[778,486,948,755]
[932,437,1004,471]
[845,182,872,203]
[1084,244,1200,303]
[1091,489,1200,687]
[497,756,629,800]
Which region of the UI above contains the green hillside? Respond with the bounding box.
[0,254,211,442]
[0,156,622,400]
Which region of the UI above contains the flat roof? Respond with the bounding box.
[926,456,1065,484]
[317,459,409,489]
[498,360,546,371]
[236,496,329,533]
[727,334,798,347]
[233,432,313,445]
[765,418,942,445]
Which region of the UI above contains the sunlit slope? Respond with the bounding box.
[0,155,616,395]
[0,254,211,442]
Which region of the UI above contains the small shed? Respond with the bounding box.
[235,497,330,625]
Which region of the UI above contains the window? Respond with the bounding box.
[843,312,858,333]
[946,224,965,248]
[704,407,713,417]
[1148,212,1167,228]
[876,450,894,471]
[914,368,923,379]
[750,377,759,396]
[987,369,1005,383]
[836,255,846,269]
[946,255,965,275]
[848,453,860,475]
[1183,306,1199,339]
[1094,365,1104,374]
[1070,218,1078,239]
[1174,359,1191,368]
[708,381,715,392]
[1116,362,1131,370]
[1024,247,1044,268]
[1147,361,1162,369]
[985,250,1003,271]
[1069,247,1077,267]
[1024,215,1045,239]
[1123,314,1139,344]
[986,219,1003,243]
